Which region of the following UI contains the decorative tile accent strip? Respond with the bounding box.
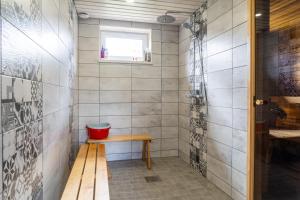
[1,0,42,40]
[188,3,208,177]
[3,120,43,200]
[277,26,300,96]
[2,20,42,81]
[1,0,78,199]
[2,76,42,133]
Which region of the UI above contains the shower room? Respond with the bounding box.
[1,0,251,199]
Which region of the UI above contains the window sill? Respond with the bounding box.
[99,59,153,65]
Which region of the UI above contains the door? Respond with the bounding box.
[252,0,300,199]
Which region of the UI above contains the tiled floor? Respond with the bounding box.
[108,157,231,200]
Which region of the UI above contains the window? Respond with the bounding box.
[99,26,152,62]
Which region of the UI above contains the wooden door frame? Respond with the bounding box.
[247,0,255,199]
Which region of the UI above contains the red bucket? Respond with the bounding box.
[86,123,111,140]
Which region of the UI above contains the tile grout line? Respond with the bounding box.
[177,25,180,159]
[231,1,234,196]
[129,20,133,160]
[160,25,163,157]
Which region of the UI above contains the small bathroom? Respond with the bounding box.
[0,0,299,199]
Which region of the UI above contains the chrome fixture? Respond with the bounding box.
[157,14,176,24]
[157,10,193,24]
[183,7,208,106]
[78,12,89,19]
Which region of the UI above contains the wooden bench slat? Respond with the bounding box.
[98,144,106,156]
[61,144,89,200]
[95,170,110,200]
[97,145,107,171]
[95,144,110,200]
[78,144,97,200]
[88,133,152,143]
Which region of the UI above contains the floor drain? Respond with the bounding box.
[144,175,162,183]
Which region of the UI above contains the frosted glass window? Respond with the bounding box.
[100,27,151,62]
[105,38,143,58]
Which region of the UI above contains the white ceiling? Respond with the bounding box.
[74,0,203,25]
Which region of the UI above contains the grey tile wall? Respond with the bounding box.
[178,19,192,163]
[179,0,249,199]
[78,19,179,160]
[0,0,78,199]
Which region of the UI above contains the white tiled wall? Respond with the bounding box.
[207,0,249,198]
[0,0,79,199]
[78,19,179,161]
[179,0,249,199]
[178,17,193,164]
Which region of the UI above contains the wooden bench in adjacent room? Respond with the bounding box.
[61,144,110,200]
[88,133,153,169]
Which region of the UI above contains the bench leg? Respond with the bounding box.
[146,141,151,169]
[107,161,112,179]
[142,141,146,161]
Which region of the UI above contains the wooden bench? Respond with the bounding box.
[88,133,152,169]
[263,96,300,162]
[61,144,110,200]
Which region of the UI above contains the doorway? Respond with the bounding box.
[249,0,300,199]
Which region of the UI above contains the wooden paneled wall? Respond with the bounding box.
[270,0,300,31]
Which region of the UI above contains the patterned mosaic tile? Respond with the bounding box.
[3,120,43,200]
[2,20,42,81]
[1,76,42,133]
[277,26,300,96]
[279,72,298,96]
[190,96,207,176]
[188,4,208,177]
[1,0,42,41]
[1,0,78,199]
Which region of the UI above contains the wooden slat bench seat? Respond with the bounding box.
[87,133,152,169]
[269,129,300,139]
[61,144,109,200]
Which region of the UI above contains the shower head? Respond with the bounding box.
[157,10,193,24]
[183,22,193,30]
[157,14,176,24]
[183,22,196,36]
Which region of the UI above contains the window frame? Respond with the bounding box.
[99,26,152,63]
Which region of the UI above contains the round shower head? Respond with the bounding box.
[183,22,196,36]
[157,14,176,24]
[183,22,192,30]
[78,12,89,19]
